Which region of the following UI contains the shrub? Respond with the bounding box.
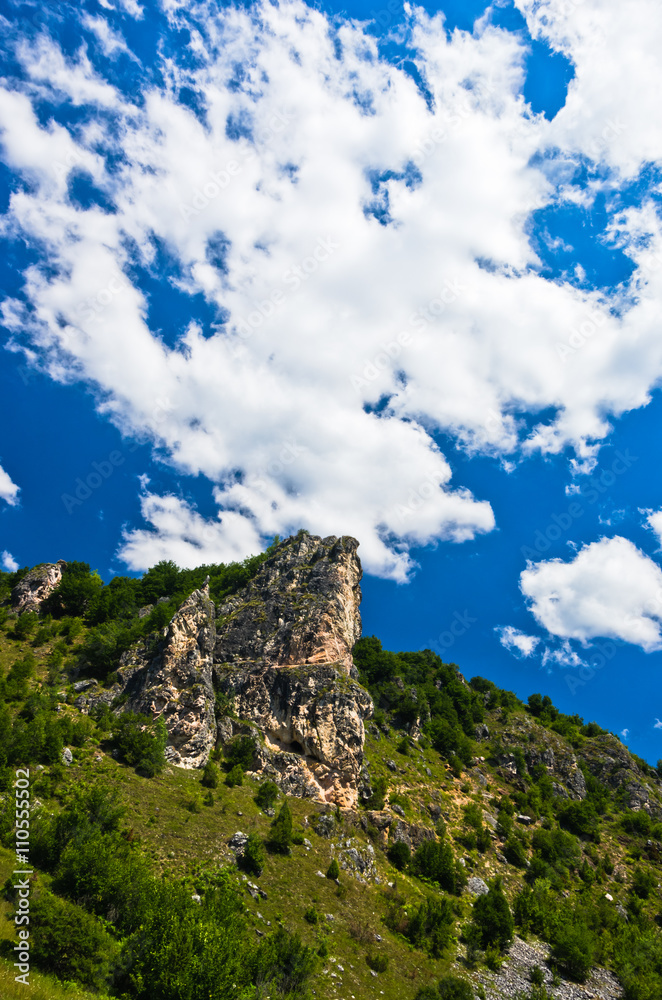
[240,833,266,877]
[304,905,319,924]
[387,840,411,870]
[203,790,214,807]
[437,974,475,999]
[326,857,340,880]
[531,965,545,985]
[469,878,514,951]
[366,953,389,972]
[631,867,656,899]
[411,838,465,894]
[551,920,595,982]
[112,712,167,776]
[255,780,279,810]
[504,837,528,868]
[269,800,293,854]
[201,760,219,788]
[405,896,455,957]
[225,764,244,787]
[30,890,117,990]
[224,734,256,771]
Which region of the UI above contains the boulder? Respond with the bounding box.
[11,561,66,613]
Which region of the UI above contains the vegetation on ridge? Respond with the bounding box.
[1,554,662,998]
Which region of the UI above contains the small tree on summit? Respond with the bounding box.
[268,799,293,854]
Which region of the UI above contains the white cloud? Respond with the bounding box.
[621,728,629,740]
[645,509,662,547]
[496,625,540,657]
[1,2,662,574]
[82,15,135,59]
[516,0,662,176]
[1,551,19,572]
[119,492,264,570]
[655,718,662,730]
[0,463,20,507]
[521,536,662,651]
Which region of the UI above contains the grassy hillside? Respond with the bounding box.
[1,560,662,999]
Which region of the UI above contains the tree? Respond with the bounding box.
[326,857,340,880]
[201,760,219,788]
[255,779,279,810]
[438,976,475,1000]
[387,840,411,871]
[112,713,167,776]
[240,833,267,877]
[469,878,514,952]
[269,799,293,853]
[225,764,244,787]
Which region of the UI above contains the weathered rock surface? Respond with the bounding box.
[214,533,362,675]
[115,585,217,768]
[86,531,372,804]
[11,561,66,613]
[216,661,372,807]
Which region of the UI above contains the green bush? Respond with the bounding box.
[255,779,279,810]
[224,734,256,771]
[269,800,293,854]
[387,840,411,870]
[437,974,474,999]
[201,760,219,788]
[411,838,465,894]
[551,920,595,982]
[366,952,389,972]
[405,896,455,957]
[326,857,340,880]
[469,878,514,951]
[304,905,319,924]
[240,832,266,877]
[112,712,167,776]
[30,890,117,990]
[225,764,244,787]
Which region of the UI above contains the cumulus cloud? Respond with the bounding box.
[1,551,19,572]
[0,464,20,507]
[655,719,662,730]
[496,625,540,657]
[645,509,662,547]
[521,536,662,652]
[1,1,662,574]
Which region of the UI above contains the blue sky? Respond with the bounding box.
[2,0,662,760]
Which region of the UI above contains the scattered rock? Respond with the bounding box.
[61,747,73,766]
[467,877,489,896]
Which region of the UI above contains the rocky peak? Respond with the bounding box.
[215,531,362,675]
[90,532,372,806]
[11,560,67,613]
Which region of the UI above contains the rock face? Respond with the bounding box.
[216,662,372,808]
[117,586,217,768]
[214,533,361,675]
[11,561,66,613]
[90,531,372,806]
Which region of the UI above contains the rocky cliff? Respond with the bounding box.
[92,531,372,806]
[11,561,66,613]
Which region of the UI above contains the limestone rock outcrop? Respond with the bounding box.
[11,561,66,613]
[215,662,372,807]
[214,533,362,675]
[114,585,217,768]
[88,531,372,805]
